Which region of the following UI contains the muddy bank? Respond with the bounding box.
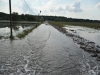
[49,22,100,61]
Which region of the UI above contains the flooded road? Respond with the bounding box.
[0,22,100,75]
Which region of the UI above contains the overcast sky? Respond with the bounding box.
[0,0,100,20]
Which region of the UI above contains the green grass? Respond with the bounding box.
[0,22,43,40]
[10,35,14,40]
[49,21,100,29]
[17,23,41,39]
[17,27,35,38]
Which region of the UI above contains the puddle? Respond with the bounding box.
[0,23,35,39]
[64,25,100,45]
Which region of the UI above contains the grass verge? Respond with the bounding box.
[17,23,41,39]
[49,21,100,29]
[10,36,14,40]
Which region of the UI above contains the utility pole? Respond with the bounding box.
[38,11,41,23]
[36,11,41,27]
[9,0,13,38]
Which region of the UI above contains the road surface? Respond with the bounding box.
[0,22,100,75]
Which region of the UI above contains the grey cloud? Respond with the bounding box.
[65,0,82,12]
[72,0,82,12]
[42,0,82,14]
[57,6,65,13]
[56,6,66,14]
[58,6,64,11]
[50,9,55,12]
[55,0,82,13]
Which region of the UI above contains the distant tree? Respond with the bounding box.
[25,14,35,21]
[55,18,61,21]
[12,12,18,21]
[0,12,9,20]
[21,14,25,20]
[0,12,100,23]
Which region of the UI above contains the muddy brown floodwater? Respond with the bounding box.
[0,21,100,75]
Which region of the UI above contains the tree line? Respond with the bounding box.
[0,12,100,23]
[42,16,100,23]
[0,12,37,21]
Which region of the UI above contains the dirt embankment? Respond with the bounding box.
[49,22,100,61]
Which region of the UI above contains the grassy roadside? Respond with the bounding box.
[17,23,41,39]
[17,26,36,38]
[49,21,100,29]
[0,25,38,40]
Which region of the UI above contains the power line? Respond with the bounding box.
[22,0,35,15]
[9,0,36,15]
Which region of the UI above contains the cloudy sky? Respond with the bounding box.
[0,0,100,20]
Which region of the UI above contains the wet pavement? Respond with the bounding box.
[0,22,100,75]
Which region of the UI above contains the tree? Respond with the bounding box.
[12,12,18,21]
[21,14,25,20]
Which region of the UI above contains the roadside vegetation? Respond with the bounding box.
[17,23,41,39]
[49,21,100,29]
[0,23,41,40]
[17,26,36,38]
[0,11,45,40]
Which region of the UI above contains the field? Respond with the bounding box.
[49,21,100,29]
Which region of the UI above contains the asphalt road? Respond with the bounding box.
[0,21,100,75]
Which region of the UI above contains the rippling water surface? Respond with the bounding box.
[64,25,100,45]
[0,22,100,75]
[0,23,34,38]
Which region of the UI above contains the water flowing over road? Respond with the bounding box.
[0,22,100,75]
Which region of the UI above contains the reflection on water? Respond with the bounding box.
[64,25,100,45]
[0,24,34,39]
[0,22,100,75]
